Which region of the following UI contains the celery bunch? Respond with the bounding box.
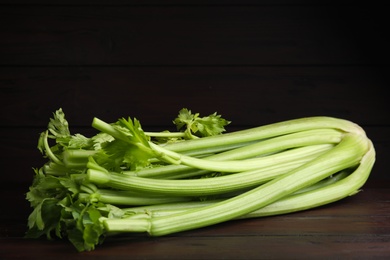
[25,108,375,252]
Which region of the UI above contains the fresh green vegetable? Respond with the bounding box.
[25,108,375,252]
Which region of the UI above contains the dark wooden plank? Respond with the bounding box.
[1,5,387,66]
[0,1,344,5]
[0,66,388,127]
[1,234,390,259]
[5,211,390,240]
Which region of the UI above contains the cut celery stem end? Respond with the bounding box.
[102,214,152,233]
[63,149,97,168]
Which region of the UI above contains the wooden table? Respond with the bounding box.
[1,181,389,259]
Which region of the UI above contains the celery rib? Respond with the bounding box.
[87,144,333,196]
[239,139,375,218]
[159,116,365,154]
[136,133,369,236]
[123,142,374,220]
[129,128,343,179]
[79,189,192,206]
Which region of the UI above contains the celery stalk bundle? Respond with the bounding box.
[25,108,375,251]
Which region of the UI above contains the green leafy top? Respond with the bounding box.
[173,108,231,139]
[92,117,155,171]
[37,108,93,159]
[47,108,70,139]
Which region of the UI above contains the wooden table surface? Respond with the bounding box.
[1,181,389,259]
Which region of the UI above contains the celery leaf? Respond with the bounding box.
[174,108,230,138]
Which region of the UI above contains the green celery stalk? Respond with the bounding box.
[87,144,333,196]
[78,189,192,206]
[126,128,343,179]
[102,132,369,236]
[238,139,375,218]
[89,126,344,175]
[120,152,373,219]
[149,116,365,154]
[92,116,359,159]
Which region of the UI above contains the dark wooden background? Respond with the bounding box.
[1,1,390,258]
[0,1,389,216]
